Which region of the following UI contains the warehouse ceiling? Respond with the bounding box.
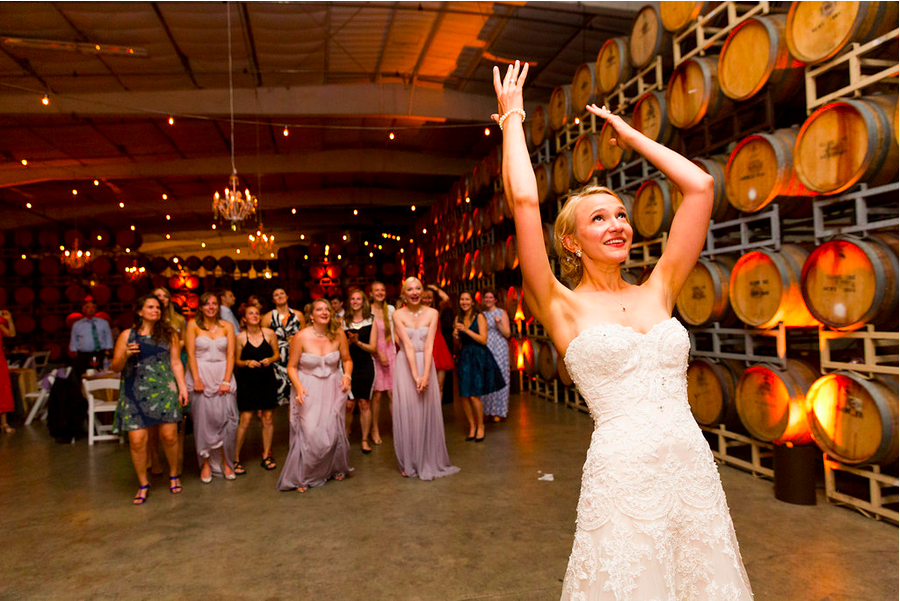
[0,1,638,254]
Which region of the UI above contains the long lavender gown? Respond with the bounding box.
[481,308,511,418]
[393,327,460,481]
[277,351,351,490]
[187,336,238,477]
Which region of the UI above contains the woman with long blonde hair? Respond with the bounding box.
[369,281,395,445]
[277,299,353,492]
[343,288,377,453]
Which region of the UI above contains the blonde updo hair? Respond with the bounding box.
[306,298,342,341]
[554,185,626,286]
[401,276,424,303]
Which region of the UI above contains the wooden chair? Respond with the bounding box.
[83,377,121,445]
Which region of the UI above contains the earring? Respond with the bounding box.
[575,250,582,258]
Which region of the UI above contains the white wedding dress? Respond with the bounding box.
[561,317,753,600]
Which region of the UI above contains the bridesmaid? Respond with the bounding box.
[369,281,395,445]
[234,305,280,474]
[392,277,459,480]
[185,292,238,483]
[262,288,306,405]
[343,288,377,453]
[111,295,188,504]
[150,286,187,475]
[421,285,454,395]
[0,308,16,434]
[277,299,353,492]
[480,289,512,421]
[454,291,504,442]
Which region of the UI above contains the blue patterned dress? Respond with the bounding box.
[113,330,182,433]
[456,317,505,398]
[481,308,511,418]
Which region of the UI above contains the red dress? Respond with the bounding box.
[0,317,15,413]
[432,327,454,371]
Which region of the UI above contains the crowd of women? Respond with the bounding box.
[97,279,512,504]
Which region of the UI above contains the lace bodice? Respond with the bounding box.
[194,335,228,363]
[561,317,752,600]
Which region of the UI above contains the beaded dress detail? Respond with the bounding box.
[560,318,752,600]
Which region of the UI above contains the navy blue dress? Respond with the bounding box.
[456,317,505,397]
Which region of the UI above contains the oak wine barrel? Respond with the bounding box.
[687,357,744,429]
[37,230,60,250]
[480,245,494,277]
[800,233,898,330]
[598,116,635,170]
[725,128,816,214]
[549,85,574,131]
[794,96,899,195]
[90,255,112,276]
[572,134,602,184]
[520,338,537,376]
[90,228,111,249]
[718,15,805,103]
[729,244,819,328]
[115,229,143,250]
[666,56,732,129]
[40,314,64,333]
[571,63,597,112]
[43,342,64,361]
[676,255,737,326]
[629,3,673,68]
[218,256,236,273]
[492,240,506,273]
[537,340,561,381]
[117,283,138,303]
[736,359,818,444]
[16,314,36,334]
[672,156,736,222]
[534,162,554,204]
[237,259,252,273]
[505,286,520,317]
[184,256,202,271]
[491,191,506,225]
[786,1,899,65]
[38,256,61,277]
[505,236,519,270]
[528,104,550,148]
[483,145,502,181]
[595,37,632,96]
[13,257,34,276]
[63,229,87,249]
[0,288,6,307]
[201,256,218,271]
[462,253,474,281]
[552,150,576,195]
[660,1,720,32]
[38,286,61,305]
[508,337,522,371]
[633,178,677,239]
[364,263,379,277]
[632,90,677,147]
[806,371,899,466]
[14,287,35,306]
[149,257,168,274]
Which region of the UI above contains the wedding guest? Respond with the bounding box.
[277,299,352,492]
[480,289,512,421]
[234,305,280,474]
[0,308,17,434]
[148,287,187,476]
[185,292,238,482]
[421,285,454,395]
[69,296,113,377]
[343,289,377,454]
[369,281,395,445]
[262,288,306,405]
[392,278,459,480]
[110,295,188,504]
[218,289,241,334]
[329,293,346,320]
[454,291,504,442]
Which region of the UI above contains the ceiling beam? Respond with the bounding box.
[0,149,475,187]
[0,83,496,122]
[373,3,397,83]
[151,2,201,89]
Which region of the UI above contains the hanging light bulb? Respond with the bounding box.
[41,94,49,106]
[168,116,175,125]
[283,126,289,137]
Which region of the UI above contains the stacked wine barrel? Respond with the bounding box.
[417,1,899,485]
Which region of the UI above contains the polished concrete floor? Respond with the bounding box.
[0,393,896,600]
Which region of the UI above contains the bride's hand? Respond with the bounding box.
[491,60,529,125]
[586,104,637,151]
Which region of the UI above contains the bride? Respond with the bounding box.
[493,61,753,599]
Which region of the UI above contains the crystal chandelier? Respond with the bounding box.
[59,240,91,270]
[123,262,147,281]
[248,227,275,256]
[212,2,257,232]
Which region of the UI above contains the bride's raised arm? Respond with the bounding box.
[494,61,570,331]
[585,105,713,310]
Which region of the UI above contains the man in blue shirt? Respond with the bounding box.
[69,296,114,376]
[218,289,241,333]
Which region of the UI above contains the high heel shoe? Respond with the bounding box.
[361,440,372,454]
[133,483,150,505]
[169,475,182,494]
[465,435,475,441]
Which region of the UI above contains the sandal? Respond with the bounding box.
[233,461,246,476]
[1,425,15,434]
[335,473,345,481]
[296,486,308,493]
[261,456,277,471]
[169,475,182,494]
[133,483,150,505]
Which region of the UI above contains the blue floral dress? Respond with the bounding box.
[481,309,511,418]
[113,330,182,433]
[456,317,505,398]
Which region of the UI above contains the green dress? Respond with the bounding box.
[113,330,182,433]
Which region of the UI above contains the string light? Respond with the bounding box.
[212,224,216,230]
[72,189,78,196]
[291,208,297,215]
[168,116,174,125]
[337,254,342,260]
[165,234,171,239]
[165,214,171,220]
[236,249,241,254]
[342,235,347,241]
[201,242,206,248]
[25,202,32,209]
[353,209,358,216]
[388,132,395,140]
[409,238,414,244]
[369,251,374,258]
[119,202,125,208]
[283,126,289,137]
[422,228,427,234]
[41,94,49,106]
[20,254,26,260]
[130,225,135,231]
[125,247,131,253]
[574,117,580,125]
[93,180,99,186]
[411,205,416,211]
[300,234,305,240]
[20,159,27,166]
[465,196,470,203]
[162,193,167,200]
[304,254,308,260]
[484,127,491,136]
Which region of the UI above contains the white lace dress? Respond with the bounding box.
[561,317,752,600]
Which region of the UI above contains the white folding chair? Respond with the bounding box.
[30,351,50,369]
[24,367,70,425]
[83,377,121,445]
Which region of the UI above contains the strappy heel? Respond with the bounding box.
[169,475,182,494]
[133,483,150,505]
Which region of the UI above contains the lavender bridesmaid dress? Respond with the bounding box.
[393,327,460,481]
[277,351,351,490]
[187,336,238,477]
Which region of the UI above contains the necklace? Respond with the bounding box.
[313,327,327,338]
[208,322,218,334]
[408,306,423,318]
[616,287,626,313]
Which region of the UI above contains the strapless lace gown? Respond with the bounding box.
[187,336,238,477]
[561,318,752,600]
